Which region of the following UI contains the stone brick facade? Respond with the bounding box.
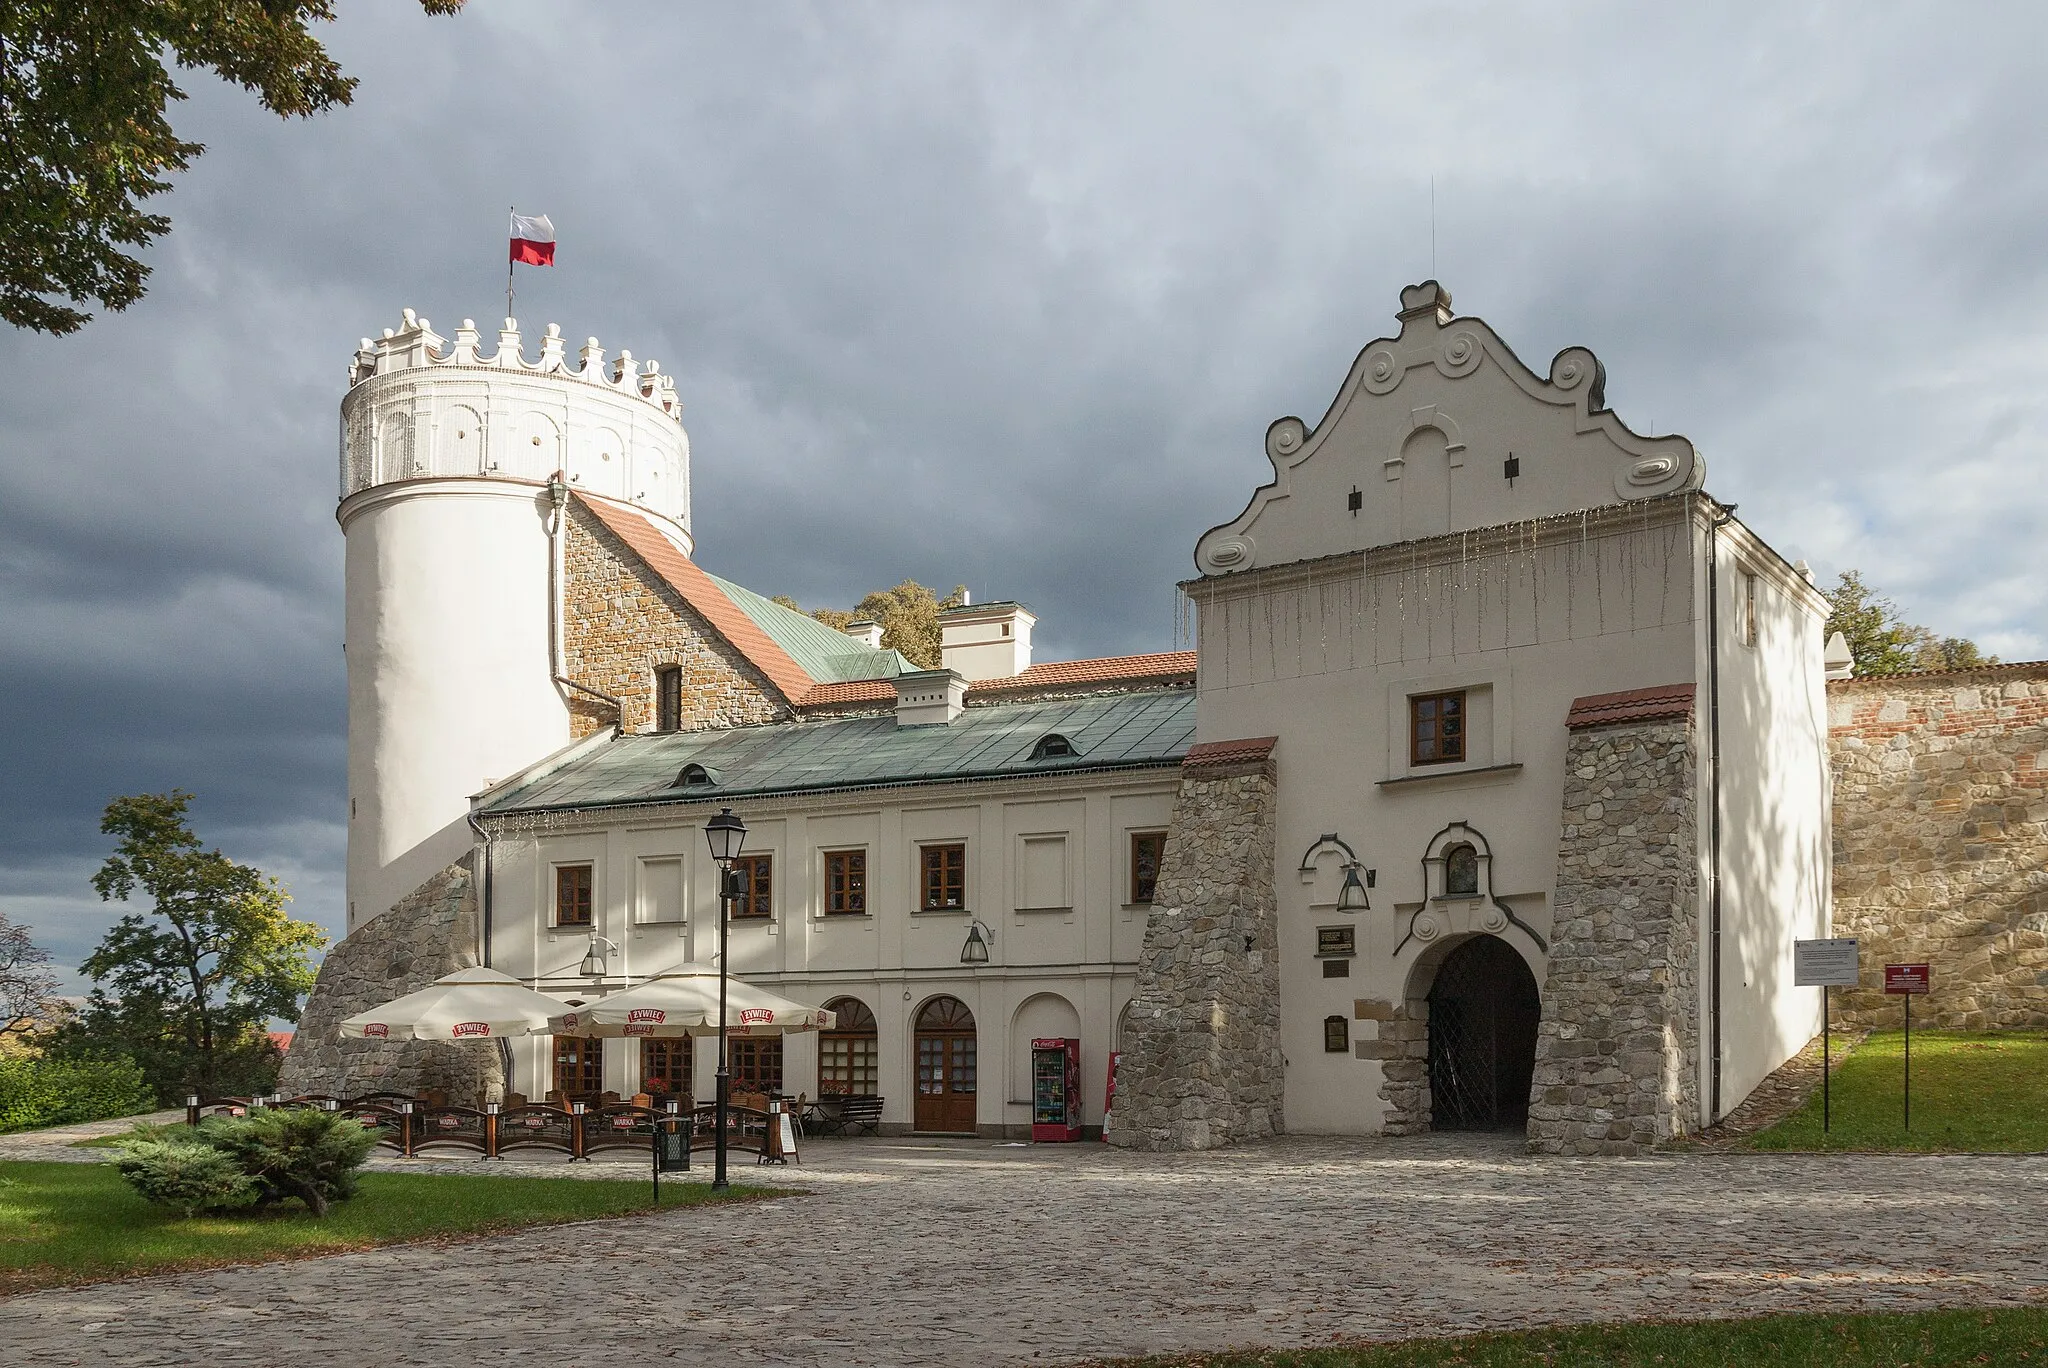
[1828,665,2048,1029]
[1363,994,1432,1135]
[1526,716,1700,1154]
[1108,740,1284,1151]
[562,499,790,737]
[280,858,506,1102]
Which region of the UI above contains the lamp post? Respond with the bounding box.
[703,806,748,1191]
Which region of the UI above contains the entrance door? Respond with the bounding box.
[913,996,978,1133]
[1426,935,1541,1131]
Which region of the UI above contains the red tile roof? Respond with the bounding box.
[1565,683,1697,730]
[1183,735,1278,767]
[574,495,817,704]
[982,651,1197,694]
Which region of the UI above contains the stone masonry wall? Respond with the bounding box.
[1108,742,1283,1152]
[562,500,789,738]
[1829,666,2048,1029]
[1527,716,1700,1155]
[280,858,505,1103]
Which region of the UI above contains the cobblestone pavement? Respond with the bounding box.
[4,1131,2045,1367]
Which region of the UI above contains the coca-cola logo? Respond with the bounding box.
[451,1021,491,1038]
[627,1008,666,1024]
[362,1023,388,1039]
[737,1008,774,1026]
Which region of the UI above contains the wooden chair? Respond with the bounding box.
[631,1092,653,1110]
[504,1091,527,1110]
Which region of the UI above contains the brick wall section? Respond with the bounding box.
[1364,996,1431,1135]
[280,858,505,1103]
[1828,665,2048,1029]
[1527,715,1700,1154]
[1108,740,1284,1152]
[562,499,791,737]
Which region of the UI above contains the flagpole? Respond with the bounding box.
[506,205,516,322]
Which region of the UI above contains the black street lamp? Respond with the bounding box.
[703,806,748,1190]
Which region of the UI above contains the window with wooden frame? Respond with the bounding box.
[1742,570,1760,647]
[654,664,683,732]
[552,1036,603,1099]
[730,1036,783,1094]
[823,849,867,916]
[920,843,967,912]
[1409,691,1466,766]
[819,997,879,1096]
[1130,832,1166,905]
[730,853,773,919]
[640,1037,691,1098]
[554,864,594,927]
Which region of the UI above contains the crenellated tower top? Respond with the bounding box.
[339,308,692,543]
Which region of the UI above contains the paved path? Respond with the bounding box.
[4,1132,2045,1367]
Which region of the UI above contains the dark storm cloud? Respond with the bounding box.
[4,2,2046,982]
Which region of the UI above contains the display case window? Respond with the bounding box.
[1316,926,1356,958]
[1324,1016,1349,1053]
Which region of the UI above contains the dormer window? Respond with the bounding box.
[674,762,719,788]
[1030,733,1078,761]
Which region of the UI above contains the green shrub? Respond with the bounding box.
[112,1135,255,1218]
[0,1055,157,1133]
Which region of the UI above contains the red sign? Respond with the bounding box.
[738,1008,774,1026]
[624,1023,654,1037]
[361,1023,388,1039]
[559,1012,579,1029]
[1885,963,1931,995]
[627,1008,666,1024]
[451,1021,492,1037]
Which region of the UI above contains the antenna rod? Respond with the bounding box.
[1430,176,1437,278]
[506,204,516,321]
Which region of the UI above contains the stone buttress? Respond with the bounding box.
[1109,737,1283,1151]
[279,857,505,1102]
[1526,686,1701,1155]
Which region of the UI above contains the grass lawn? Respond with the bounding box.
[1094,1307,2048,1367]
[1743,1029,2048,1152]
[0,1159,785,1293]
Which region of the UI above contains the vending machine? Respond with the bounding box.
[1030,1037,1082,1142]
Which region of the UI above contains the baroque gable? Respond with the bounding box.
[1194,281,1704,577]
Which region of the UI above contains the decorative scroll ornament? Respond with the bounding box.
[1363,347,1405,395]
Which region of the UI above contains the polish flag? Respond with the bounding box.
[509,212,555,266]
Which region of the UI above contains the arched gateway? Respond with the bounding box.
[1426,935,1542,1131]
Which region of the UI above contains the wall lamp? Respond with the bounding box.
[578,935,619,977]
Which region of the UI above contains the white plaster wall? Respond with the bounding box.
[341,481,569,931]
[481,770,1171,1133]
[1192,511,1700,1135]
[1702,526,1831,1118]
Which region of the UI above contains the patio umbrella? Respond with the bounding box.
[337,965,573,1041]
[546,964,836,1037]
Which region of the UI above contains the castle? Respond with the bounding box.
[282,284,2048,1154]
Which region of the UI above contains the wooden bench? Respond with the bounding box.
[810,1094,883,1137]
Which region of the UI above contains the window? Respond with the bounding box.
[1130,832,1165,905]
[1018,835,1068,910]
[920,844,967,911]
[637,857,684,924]
[552,1036,603,1099]
[819,997,879,1096]
[555,864,593,927]
[824,850,867,916]
[1410,691,1466,766]
[1742,570,1759,647]
[1443,843,1479,897]
[730,1037,783,1094]
[641,1037,691,1098]
[655,664,683,732]
[1324,1016,1350,1053]
[731,853,773,919]
[1030,733,1077,760]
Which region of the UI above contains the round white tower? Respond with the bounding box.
[339,310,691,931]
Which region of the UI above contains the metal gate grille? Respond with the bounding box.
[1427,935,1541,1132]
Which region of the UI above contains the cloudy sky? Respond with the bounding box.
[3,2,2044,988]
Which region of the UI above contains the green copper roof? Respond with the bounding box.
[482,688,1194,814]
[705,573,913,683]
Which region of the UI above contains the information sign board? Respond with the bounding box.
[1884,963,1931,995]
[1794,938,1860,987]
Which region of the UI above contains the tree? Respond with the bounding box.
[0,1,464,334]
[1821,570,1995,677]
[51,792,324,1101]
[0,911,59,1040]
[774,581,968,668]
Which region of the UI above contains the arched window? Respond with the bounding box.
[1444,843,1479,897]
[819,997,878,1097]
[1030,733,1078,761]
[915,996,978,1133]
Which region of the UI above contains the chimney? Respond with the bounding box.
[938,601,1035,681]
[894,669,968,727]
[842,618,884,650]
